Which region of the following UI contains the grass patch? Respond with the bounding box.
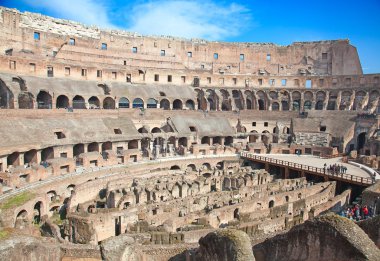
[0,229,9,240]
[0,192,35,210]
[50,212,64,226]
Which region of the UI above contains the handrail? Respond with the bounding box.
[240,151,373,185]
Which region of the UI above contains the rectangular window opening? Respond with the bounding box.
[266,54,271,61]
[97,70,102,78]
[168,75,172,82]
[240,54,245,61]
[154,74,159,82]
[281,79,287,86]
[69,38,75,46]
[305,79,312,88]
[101,43,107,50]
[34,32,40,40]
[214,53,219,59]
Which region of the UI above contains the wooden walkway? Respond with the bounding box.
[241,152,374,186]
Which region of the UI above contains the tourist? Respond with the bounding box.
[362,205,369,219]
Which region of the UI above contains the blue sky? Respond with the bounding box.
[2,0,380,73]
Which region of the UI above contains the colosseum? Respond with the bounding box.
[0,6,379,261]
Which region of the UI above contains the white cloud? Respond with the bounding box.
[23,0,114,28]
[125,1,251,40]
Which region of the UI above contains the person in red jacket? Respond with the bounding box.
[362,205,369,219]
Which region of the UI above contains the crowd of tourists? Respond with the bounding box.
[323,163,348,174]
[340,204,375,221]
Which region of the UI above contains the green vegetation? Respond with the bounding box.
[0,192,35,210]
[50,212,64,226]
[0,229,9,240]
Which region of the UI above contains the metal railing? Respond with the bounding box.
[240,152,374,185]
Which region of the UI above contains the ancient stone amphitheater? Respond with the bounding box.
[0,7,379,261]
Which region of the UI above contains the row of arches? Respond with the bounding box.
[30,92,197,110]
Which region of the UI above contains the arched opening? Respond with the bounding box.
[185,99,195,110]
[173,99,183,110]
[103,97,115,109]
[24,149,37,165]
[160,99,170,110]
[202,163,212,170]
[102,141,112,152]
[37,91,52,109]
[33,201,43,224]
[18,92,34,109]
[41,147,54,161]
[315,100,324,110]
[56,95,69,108]
[73,95,86,109]
[357,132,366,152]
[138,127,149,133]
[216,161,224,170]
[88,142,99,152]
[151,127,161,133]
[281,100,289,111]
[224,136,233,146]
[178,137,187,147]
[269,200,274,208]
[249,131,258,143]
[0,80,14,109]
[118,97,130,108]
[234,208,239,219]
[15,210,29,228]
[353,91,366,110]
[212,136,222,145]
[258,99,265,110]
[132,98,144,108]
[232,90,244,110]
[285,196,289,202]
[220,90,231,111]
[201,136,210,145]
[272,102,279,111]
[246,98,252,110]
[88,96,100,109]
[261,131,270,144]
[128,140,138,149]
[7,152,20,166]
[170,165,181,170]
[147,98,158,109]
[293,100,300,111]
[187,164,196,171]
[73,144,84,157]
[304,101,312,110]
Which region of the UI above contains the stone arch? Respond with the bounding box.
[232,90,244,110]
[173,99,183,110]
[249,130,258,143]
[37,91,52,109]
[269,200,274,208]
[15,209,29,228]
[33,201,44,224]
[88,142,99,152]
[101,141,112,152]
[118,97,130,108]
[88,96,100,109]
[256,91,267,110]
[353,91,366,110]
[185,99,195,110]
[202,162,212,170]
[187,164,197,171]
[244,90,255,110]
[272,102,279,111]
[138,127,149,133]
[315,100,324,110]
[357,132,366,152]
[315,91,326,110]
[281,100,289,111]
[147,98,158,109]
[73,95,86,109]
[327,91,338,110]
[160,99,170,110]
[304,100,312,110]
[261,130,270,144]
[213,136,222,145]
[73,144,84,157]
[224,136,233,146]
[170,165,181,170]
[128,140,139,149]
[132,98,144,108]
[195,89,207,110]
[178,137,188,147]
[151,127,161,133]
[206,89,218,111]
[18,92,34,109]
[201,136,211,145]
[41,147,54,161]
[24,149,38,165]
[0,79,14,109]
[223,178,231,190]
[220,90,232,111]
[56,95,69,108]
[340,91,352,110]
[103,97,115,109]
[7,152,20,167]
